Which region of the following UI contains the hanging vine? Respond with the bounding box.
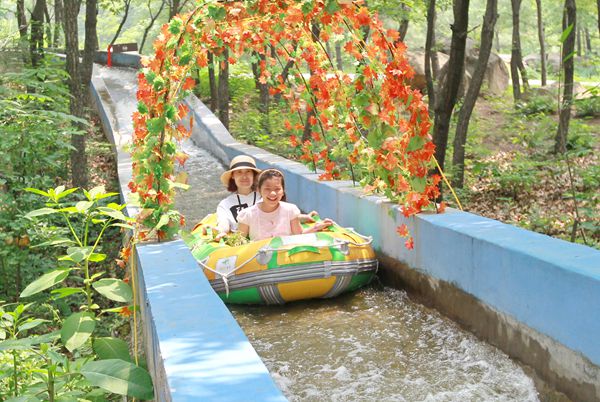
[130,0,442,248]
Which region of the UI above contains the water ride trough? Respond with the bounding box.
[91,60,600,402]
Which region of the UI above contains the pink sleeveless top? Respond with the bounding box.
[237,201,301,241]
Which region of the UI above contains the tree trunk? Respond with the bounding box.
[510,0,523,101]
[44,1,53,48]
[208,51,218,111]
[17,0,29,65]
[398,2,410,41]
[494,28,500,52]
[140,0,166,54]
[53,0,63,48]
[63,0,88,188]
[251,49,270,132]
[425,0,437,113]
[109,0,132,47]
[535,0,547,86]
[169,0,181,19]
[576,27,582,57]
[555,0,576,154]
[584,27,592,53]
[218,49,230,129]
[432,0,469,180]
[303,22,321,143]
[452,0,497,188]
[30,0,45,67]
[80,0,97,100]
[335,42,343,70]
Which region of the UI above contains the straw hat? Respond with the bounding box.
[220,155,261,186]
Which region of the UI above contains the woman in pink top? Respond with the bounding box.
[237,169,333,241]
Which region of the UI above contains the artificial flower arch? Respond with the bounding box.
[130,0,441,247]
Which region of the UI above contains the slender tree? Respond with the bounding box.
[63,0,87,187]
[108,0,132,47]
[30,0,45,67]
[335,42,343,70]
[140,0,166,54]
[576,26,582,56]
[597,0,600,36]
[43,1,52,47]
[510,0,529,101]
[555,0,576,154]
[452,0,498,188]
[218,48,230,129]
[208,51,218,111]
[80,0,98,96]
[53,0,63,48]
[432,0,469,180]
[584,27,592,53]
[534,0,547,86]
[398,2,410,41]
[63,0,97,187]
[425,0,437,112]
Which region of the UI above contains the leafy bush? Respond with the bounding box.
[574,95,600,117]
[0,56,82,300]
[0,186,153,401]
[515,95,556,116]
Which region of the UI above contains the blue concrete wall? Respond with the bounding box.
[136,241,286,402]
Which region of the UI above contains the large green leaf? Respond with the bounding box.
[93,337,131,361]
[20,268,71,298]
[25,207,58,218]
[61,312,96,352]
[92,279,132,303]
[81,359,154,400]
[0,331,59,351]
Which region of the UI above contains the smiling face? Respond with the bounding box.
[257,170,287,211]
[232,169,255,195]
[259,177,284,209]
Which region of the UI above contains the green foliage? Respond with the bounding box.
[0,55,81,301]
[515,95,556,116]
[0,186,153,401]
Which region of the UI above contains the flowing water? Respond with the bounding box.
[230,287,539,402]
[97,64,540,402]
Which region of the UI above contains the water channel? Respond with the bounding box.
[97,65,541,401]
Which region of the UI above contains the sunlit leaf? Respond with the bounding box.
[81,359,154,399]
[20,268,71,298]
[61,312,96,352]
[92,279,133,303]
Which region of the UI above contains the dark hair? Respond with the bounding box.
[227,170,259,192]
[257,169,287,202]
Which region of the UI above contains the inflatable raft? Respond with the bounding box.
[185,214,378,304]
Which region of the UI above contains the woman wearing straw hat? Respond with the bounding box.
[216,155,262,239]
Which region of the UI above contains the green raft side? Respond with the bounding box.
[345,271,377,293]
[218,287,263,304]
